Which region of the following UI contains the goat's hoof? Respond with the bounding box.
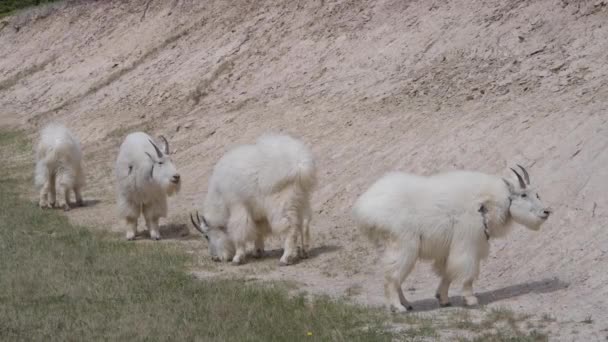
[63,205,71,212]
[211,256,221,262]
[390,304,412,313]
[150,231,161,241]
[252,249,264,258]
[298,248,309,259]
[440,302,452,307]
[464,296,479,306]
[76,200,85,207]
[231,258,243,265]
[126,234,136,241]
[279,257,296,266]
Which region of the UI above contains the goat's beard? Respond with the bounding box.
[164,181,181,196]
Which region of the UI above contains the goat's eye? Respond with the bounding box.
[521,193,527,198]
[158,161,164,165]
[536,194,541,200]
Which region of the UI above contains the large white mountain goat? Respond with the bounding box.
[190,134,316,266]
[352,166,552,312]
[115,132,181,241]
[35,123,85,211]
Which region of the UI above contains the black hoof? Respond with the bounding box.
[406,305,414,311]
[435,293,440,300]
[440,302,452,307]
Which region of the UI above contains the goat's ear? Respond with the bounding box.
[502,178,515,193]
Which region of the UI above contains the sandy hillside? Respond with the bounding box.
[1,0,607,340]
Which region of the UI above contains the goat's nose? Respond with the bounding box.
[173,174,181,182]
[543,209,552,216]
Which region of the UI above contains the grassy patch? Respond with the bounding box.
[0,129,394,341]
[0,0,60,18]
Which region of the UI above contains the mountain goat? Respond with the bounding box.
[115,132,181,241]
[35,123,85,211]
[353,166,552,312]
[190,134,316,266]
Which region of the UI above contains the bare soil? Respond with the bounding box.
[1,0,607,340]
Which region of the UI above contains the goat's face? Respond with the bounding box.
[190,212,235,262]
[504,166,552,231]
[206,228,235,262]
[146,137,181,195]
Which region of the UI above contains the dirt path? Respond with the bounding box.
[1,0,607,340]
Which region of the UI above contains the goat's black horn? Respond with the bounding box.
[510,168,526,189]
[516,164,530,185]
[148,139,163,158]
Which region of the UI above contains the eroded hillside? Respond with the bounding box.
[1,0,607,339]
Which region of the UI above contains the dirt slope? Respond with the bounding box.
[1,0,607,339]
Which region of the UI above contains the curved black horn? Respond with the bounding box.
[516,164,530,185]
[148,139,163,158]
[510,168,526,189]
[159,135,169,155]
[190,212,205,235]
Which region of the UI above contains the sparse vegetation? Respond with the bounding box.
[0,0,59,18]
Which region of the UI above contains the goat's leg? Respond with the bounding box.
[48,173,57,208]
[252,235,265,259]
[74,187,84,207]
[447,250,481,306]
[383,238,419,312]
[436,277,452,307]
[232,241,247,265]
[144,216,161,241]
[125,217,138,241]
[62,184,72,211]
[433,260,452,307]
[39,180,50,208]
[299,206,311,259]
[279,224,298,266]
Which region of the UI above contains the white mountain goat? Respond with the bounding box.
[352,166,552,312]
[115,132,181,241]
[35,123,85,211]
[190,134,316,266]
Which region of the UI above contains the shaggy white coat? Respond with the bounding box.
[198,134,316,265]
[115,132,181,240]
[35,123,85,210]
[353,170,551,311]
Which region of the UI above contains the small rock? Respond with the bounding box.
[139,114,146,119]
[518,35,525,42]
[176,125,181,132]
[184,122,193,129]
[465,94,475,101]
[550,62,566,72]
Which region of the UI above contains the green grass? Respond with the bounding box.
[0,129,394,341]
[0,0,60,18]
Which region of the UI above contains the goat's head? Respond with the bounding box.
[145,136,181,195]
[190,211,235,262]
[503,165,551,231]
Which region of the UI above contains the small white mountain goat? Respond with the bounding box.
[190,134,316,266]
[352,166,552,312]
[115,132,181,241]
[35,123,85,211]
